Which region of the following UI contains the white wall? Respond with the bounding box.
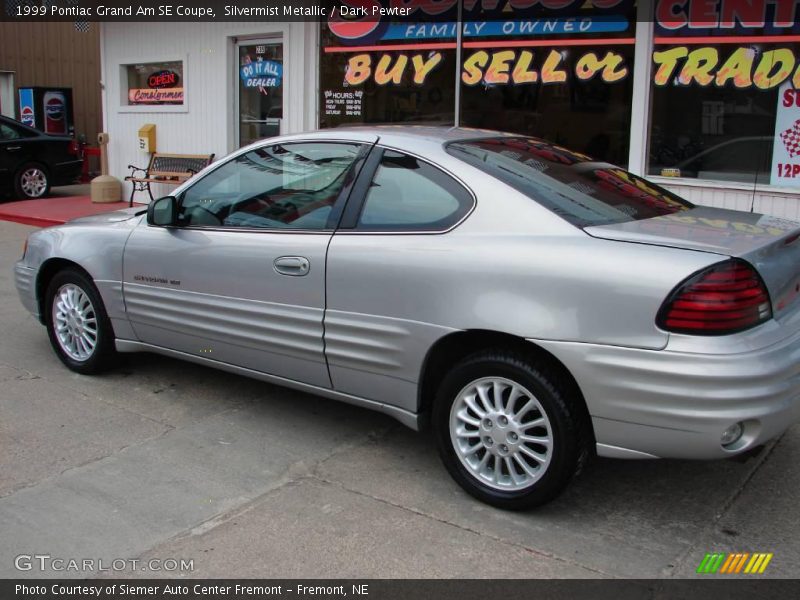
[100,22,318,199]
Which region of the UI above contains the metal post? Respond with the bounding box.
[453,0,463,128]
[627,3,654,176]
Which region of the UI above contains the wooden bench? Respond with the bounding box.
[125,153,215,206]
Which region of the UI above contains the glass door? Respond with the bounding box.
[238,40,283,147]
[0,72,15,118]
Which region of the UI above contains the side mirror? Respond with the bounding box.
[147,196,177,226]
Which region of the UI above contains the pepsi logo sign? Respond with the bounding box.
[20,106,34,126]
[46,97,64,121]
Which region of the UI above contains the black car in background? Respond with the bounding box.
[0,115,83,199]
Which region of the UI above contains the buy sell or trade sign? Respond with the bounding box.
[343,49,628,87]
[654,46,800,90]
[344,45,800,90]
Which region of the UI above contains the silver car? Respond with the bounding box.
[14,127,800,509]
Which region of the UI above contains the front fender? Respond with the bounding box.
[22,216,142,338]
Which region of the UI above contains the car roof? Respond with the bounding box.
[326,125,515,143]
[0,114,48,137]
[1,114,33,129]
[245,126,516,156]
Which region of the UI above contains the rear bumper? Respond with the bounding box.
[51,159,83,186]
[534,325,800,459]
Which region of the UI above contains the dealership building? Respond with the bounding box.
[98,0,800,219]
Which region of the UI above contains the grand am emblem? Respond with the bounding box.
[133,275,181,286]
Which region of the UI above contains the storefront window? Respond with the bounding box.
[124,60,183,106]
[458,41,636,167]
[648,0,800,188]
[648,41,796,185]
[319,3,637,167]
[455,1,637,166]
[319,24,456,127]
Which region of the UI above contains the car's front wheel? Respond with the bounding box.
[433,349,591,509]
[15,163,51,199]
[45,269,117,374]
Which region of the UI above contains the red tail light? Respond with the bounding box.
[67,139,79,156]
[657,259,772,335]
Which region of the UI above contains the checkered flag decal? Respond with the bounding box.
[781,119,800,158]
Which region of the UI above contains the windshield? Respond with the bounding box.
[447,137,694,227]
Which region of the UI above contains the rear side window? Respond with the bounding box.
[357,150,473,231]
[447,137,693,228]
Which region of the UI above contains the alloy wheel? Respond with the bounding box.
[52,283,98,362]
[449,376,553,491]
[20,167,48,198]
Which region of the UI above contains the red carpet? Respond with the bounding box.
[0,196,141,228]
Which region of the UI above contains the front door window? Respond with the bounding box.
[179,142,363,229]
[238,42,283,147]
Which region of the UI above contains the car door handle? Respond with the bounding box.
[274,256,310,276]
[6,146,21,152]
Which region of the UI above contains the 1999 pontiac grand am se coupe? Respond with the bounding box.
[14,127,800,509]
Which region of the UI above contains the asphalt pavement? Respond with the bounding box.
[0,218,798,580]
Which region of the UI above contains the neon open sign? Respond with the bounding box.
[148,70,180,89]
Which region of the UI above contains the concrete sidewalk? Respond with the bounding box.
[0,219,798,579]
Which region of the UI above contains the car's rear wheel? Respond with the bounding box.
[45,269,117,374]
[433,349,591,509]
[15,163,50,199]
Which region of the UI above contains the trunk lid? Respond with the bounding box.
[585,206,800,318]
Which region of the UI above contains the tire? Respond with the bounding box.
[45,268,117,374]
[432,349,592,510]
[14,163,51,199]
